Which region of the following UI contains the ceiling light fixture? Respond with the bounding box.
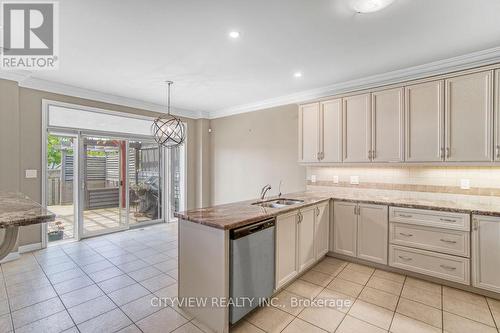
[350,0,395,13]
[228,31,240,39]
[152,81,186,149]
[293,72,303,78]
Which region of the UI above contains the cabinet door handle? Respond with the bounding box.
[440,264,456,271]
[440,218,456,223]
[372,150,376,159]
[398,255,412,261]
[399,214,413,218]
[316,207,320,216]
[440,147,445,159]
[473,218,479,231]
[446,147,450,159]
[297,212,302,223]
[399,233,413,237]
[440,239,457,244]
[496,145,500,158]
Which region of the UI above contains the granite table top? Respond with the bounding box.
[175,189,500,230]
[0,192,55,228]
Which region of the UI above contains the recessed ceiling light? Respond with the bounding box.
[293,72,303,78]
[228,31,240,39]
[350,0,395,13]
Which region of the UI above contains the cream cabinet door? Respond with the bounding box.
[314,203,330,260]
[445,71,494,162]
[343,94,371,162]
[472,215,500,293]
[298,207,316,272]
[357,204,388,265]
[372,88,404,162]
[495,70,500,161]
[298,103,320,163]
[276,211,299,289]
[320,99,342,162]
[405,80,445,162]
[333,201,357,257]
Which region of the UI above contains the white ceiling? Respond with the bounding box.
[3,0,500,118]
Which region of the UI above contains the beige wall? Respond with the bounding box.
[0,78,209,246]
[210,104,306,205]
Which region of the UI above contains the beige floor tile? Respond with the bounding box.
[443,293,495,326]
[348,300,394,330]
[120,294,164,322]
[443,286,488,307]
[230,320,265,333]
[298,305,345,332]
[396,298,442,329]
[373,269,405,284]
[11,296,64,328]
[390,313,441,333]
[77,308,132,333]
[311,261,345,276]
[336,315,387,333]
[271,290,306,316]
[67,295,116,324]
[116,324,143,333]
[345,263,375,275]
[337,268,371,285]
[16,310,74,333]
[0,313,12,333]
[136,307,189,333]
[285,280,323,299]
[486,297,500,327]
[401,284,442,309]
[282,318,327,333]
[359,286,399,311]
[321,257,347,267]
[172,322,205,333]
[443,311,497,333]
[315,288,355,313]
[300,269,333,287]
[366,276,403,295]
[404,277,441,294]
[246,306,294,333]
[326,277,364,298]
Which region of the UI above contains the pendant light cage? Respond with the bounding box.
[152,81,186,149]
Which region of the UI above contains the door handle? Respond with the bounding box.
[440,218,456,223]
[368,150,372,160]
[446,147,450,159]
[440,264,456,271]
[496,145,500,159]
[440,147,445,159]
[399,233,413,237]
[399,214,413,218]
[398,255,412,261]
[440,239,457,244]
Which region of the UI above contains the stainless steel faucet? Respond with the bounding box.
[260,184,272,201]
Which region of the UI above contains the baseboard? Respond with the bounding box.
[18,242,42,253]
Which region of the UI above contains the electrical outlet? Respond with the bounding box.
[350,176,359,185]
[311,175,317,183]
[460,179,471,190]
[25,169,37,179]
[333,175,339,184]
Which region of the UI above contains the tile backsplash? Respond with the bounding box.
[306,166,500,196]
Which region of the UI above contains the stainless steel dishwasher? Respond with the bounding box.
[230,218,275,324]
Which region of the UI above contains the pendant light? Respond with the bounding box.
[152,81,186,148]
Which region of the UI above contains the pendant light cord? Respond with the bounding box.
[166,80,173,116]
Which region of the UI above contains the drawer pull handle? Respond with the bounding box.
[398,255,413,261]
[399,232,413,237]
[440,218,456,223]
[440,239,457,244]
[440,264,457,271]
[399,214,413,218]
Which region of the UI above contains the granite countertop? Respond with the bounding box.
[0,192,55,228]
[175,189,500,230]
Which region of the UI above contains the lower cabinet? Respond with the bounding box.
[472,215,500,293]
[275,202,330,290]
[333,201,388,265]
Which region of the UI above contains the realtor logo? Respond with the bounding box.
[1,1,59,69]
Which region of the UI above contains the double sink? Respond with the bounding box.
[252,198,304,209]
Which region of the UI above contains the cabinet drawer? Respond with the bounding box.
[389,206,470,231]
[389,245,470,285]
[390,223,469,257]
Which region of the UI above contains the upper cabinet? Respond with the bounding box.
[320,99,342,163]
[343,94,371,162]
[298,103,320,163]
[405,80,444,162]
[445,71,493,162]
[372,88,404,162]
[495,70,500,161]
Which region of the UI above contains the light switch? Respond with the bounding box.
[460,179,470,190]
[25,169,38,179]
[350,176,359,185]
[333,175,339,184]
[311,175,317,183]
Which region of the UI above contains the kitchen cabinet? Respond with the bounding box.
[343,94,371,162]
[298,206,316,272]
[320,99,342,162]
[371,88,404,162]
[472,215,500,293]
[404,80,445,162]
[445,71,493,162]
[357,204,388,265]
[495,70,500,161]
[333,201,388,265]
[314,202,330,260]
[276,210,299,289]
[298,103,320,163]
